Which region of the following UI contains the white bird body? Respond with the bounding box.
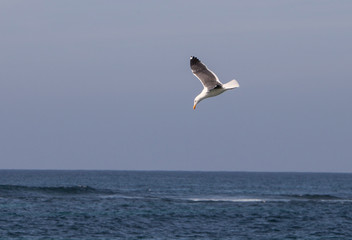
[190,56,239,109]
[195,87,225,102]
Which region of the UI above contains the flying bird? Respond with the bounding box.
[190,56,239,109]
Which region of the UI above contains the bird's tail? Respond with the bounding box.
[223,79,240,89]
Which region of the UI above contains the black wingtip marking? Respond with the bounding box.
[190,56,200,67]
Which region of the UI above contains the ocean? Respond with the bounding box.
[0,170,352,239]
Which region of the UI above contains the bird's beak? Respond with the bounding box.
[193,104,196,110]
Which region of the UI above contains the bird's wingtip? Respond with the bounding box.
[190,56,200,66]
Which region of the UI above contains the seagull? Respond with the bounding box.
[190,56,239,109]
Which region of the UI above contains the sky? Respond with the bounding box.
[1,1,352,172]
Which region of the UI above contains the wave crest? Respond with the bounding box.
[0,184,99,195]
[285,194,343,201]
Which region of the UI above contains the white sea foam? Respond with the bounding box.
[188,197,266,203]
[100,194,145,200]
[320,199,352,203]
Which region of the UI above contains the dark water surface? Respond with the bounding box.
[1,170,352,239]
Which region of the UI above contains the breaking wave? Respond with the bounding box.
[1,184,351,203]
[188,197,266,203]
[186,194,352,203]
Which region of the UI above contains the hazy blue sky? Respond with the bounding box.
[1,1,351,171]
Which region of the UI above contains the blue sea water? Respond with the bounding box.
[1,171,352,239]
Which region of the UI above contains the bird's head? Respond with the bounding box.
[193,100,198,110]
[193,96,202,110]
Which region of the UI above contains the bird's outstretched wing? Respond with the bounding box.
[190,56,222,90]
